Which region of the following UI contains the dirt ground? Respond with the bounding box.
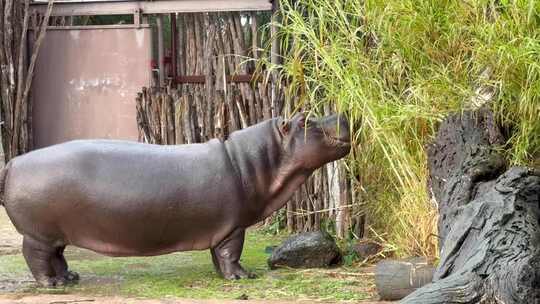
[0,294,393,304]
[0,209,22,256]
[0,209,392,304]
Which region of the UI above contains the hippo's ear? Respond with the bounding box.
[279,119,291,136]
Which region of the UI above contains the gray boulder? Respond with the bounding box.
[267,231,342,269]
[352,239,383,260]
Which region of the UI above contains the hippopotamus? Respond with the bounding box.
[0,113,350,287]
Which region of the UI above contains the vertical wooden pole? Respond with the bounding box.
[204,13,216,138]
[336,160,351,238]
[177,14,186,96]
[250,12,258,60]
[286,199,295,233]
[170,13,178,88]
[156,15,165,87]
[270,0,280,117]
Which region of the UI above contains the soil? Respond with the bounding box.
[0,294,393,304]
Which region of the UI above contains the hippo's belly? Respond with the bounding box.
[60,186,237,256]
[4,140,243,256]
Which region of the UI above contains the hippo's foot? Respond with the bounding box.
[222,263,257,280]
[36,277,61,288]
[63,270,80,283]
[35,271,79,288]
[53,270,79,286]
[35,275,71,288]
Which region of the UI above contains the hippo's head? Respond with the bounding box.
[278,113,351,169]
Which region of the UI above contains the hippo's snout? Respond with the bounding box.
[280,112,351,170]
[321,114,351,147]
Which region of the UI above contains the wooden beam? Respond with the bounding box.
[176,75,258,84]
[30,0,273,16]
[43,24,151,30]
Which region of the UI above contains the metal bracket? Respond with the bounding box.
[133,8,142,28]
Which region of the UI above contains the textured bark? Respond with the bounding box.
[401,109,540,304]
[426,108,506,247]
[0,0,53,162]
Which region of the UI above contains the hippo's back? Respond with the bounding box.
[3,140,243,256]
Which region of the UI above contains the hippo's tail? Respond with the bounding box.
[0,164,7,206]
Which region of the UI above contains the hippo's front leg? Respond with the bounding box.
[210,228,255,280]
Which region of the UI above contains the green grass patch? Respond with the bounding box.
[0,230,374,302]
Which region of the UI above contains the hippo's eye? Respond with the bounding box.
[298,117,307,128]
[280,119,291,135]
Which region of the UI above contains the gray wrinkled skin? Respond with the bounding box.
[0,113,351,287]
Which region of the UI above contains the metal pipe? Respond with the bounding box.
[156,15,165,87]
[170,13,178,88]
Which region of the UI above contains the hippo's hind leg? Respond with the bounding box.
[210,249,223,277]
[22,237,76,287]
[211,229,255,280]
[22,236,59,287]
[50,246,79,284]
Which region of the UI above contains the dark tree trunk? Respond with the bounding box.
[401,108,540,304]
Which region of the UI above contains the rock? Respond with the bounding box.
[267,231,342,269]
[352,239,383,260]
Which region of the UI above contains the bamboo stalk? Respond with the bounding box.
[204,13,216,138]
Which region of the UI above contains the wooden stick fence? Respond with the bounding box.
[136,12,357,237]
[136,86,356,237]
[0,0,53,162]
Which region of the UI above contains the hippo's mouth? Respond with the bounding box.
[326,136,351,147]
